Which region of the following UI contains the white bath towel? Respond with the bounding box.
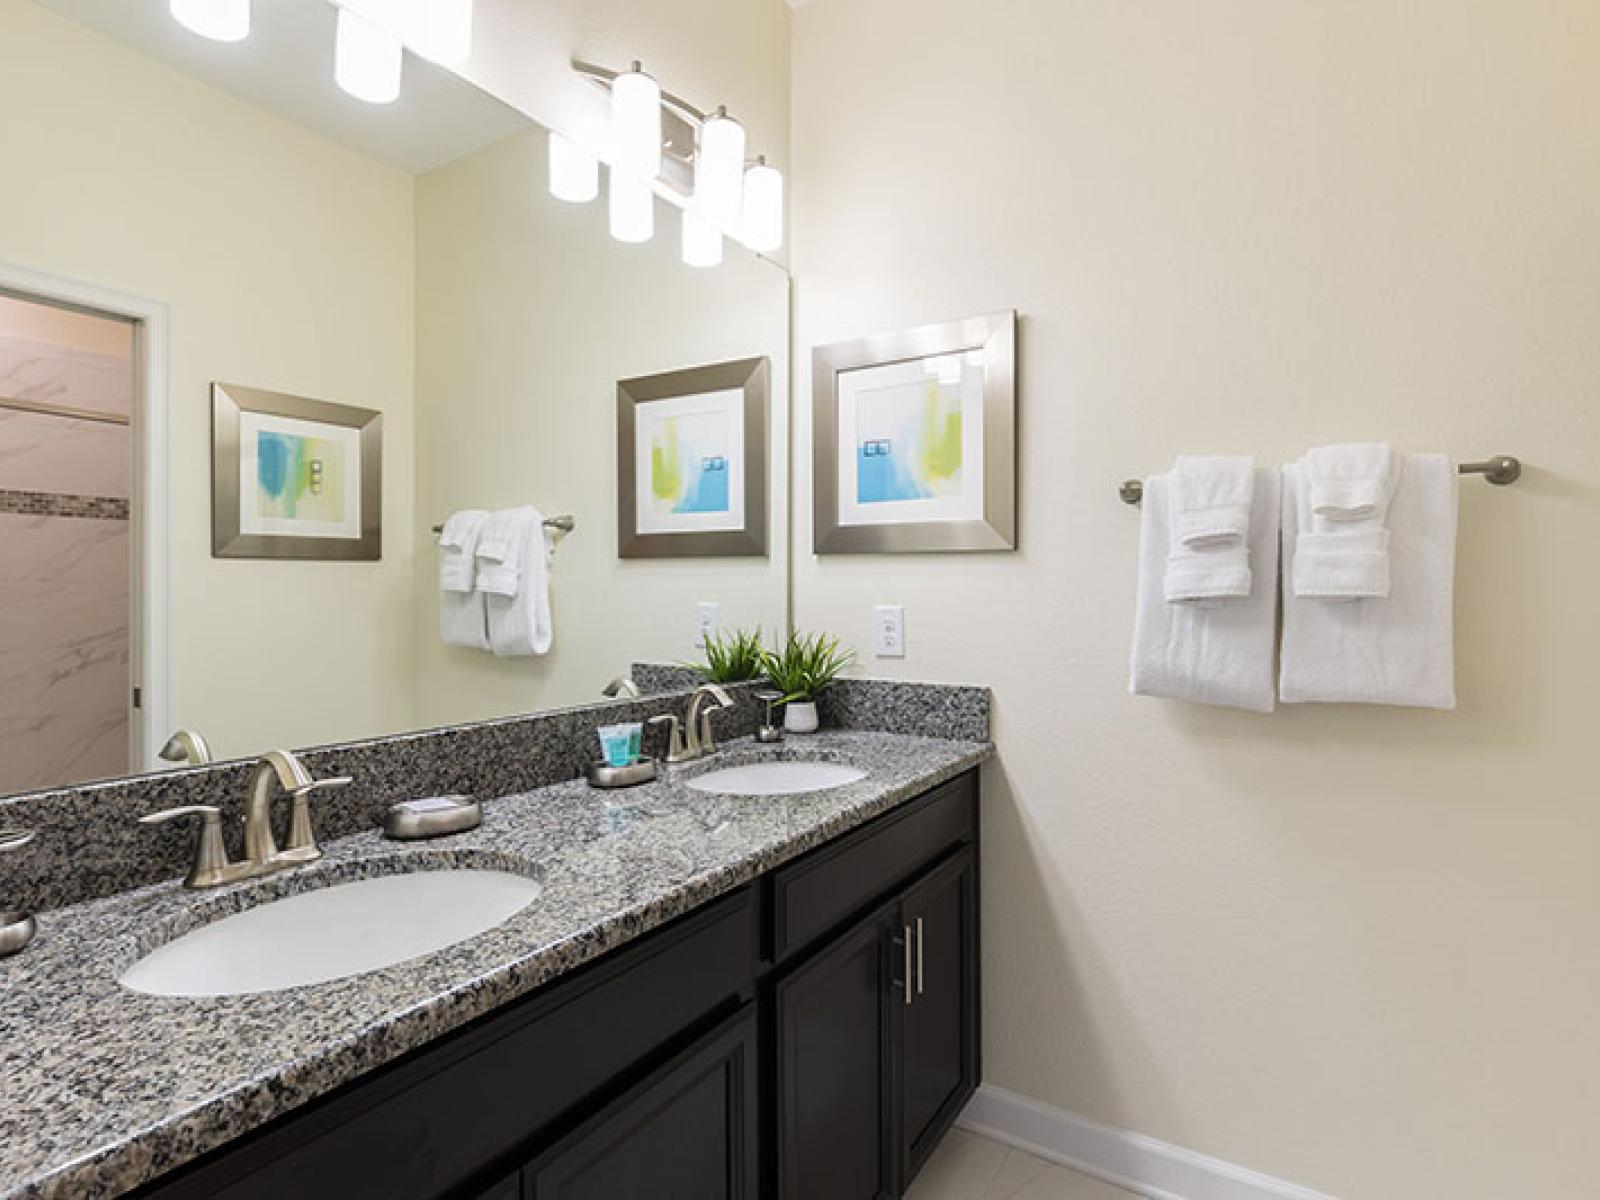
[1172,455,1256,547]
[438,510,490,650]
[1304,442,1397,522]
[475,507,531,597]
[1130,469,1280,713]
[487,508,553,657]
[1279,455,1457,708]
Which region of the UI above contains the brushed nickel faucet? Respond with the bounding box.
[158,729,213,766]
[648,684,737,764]
[139,750,351,889]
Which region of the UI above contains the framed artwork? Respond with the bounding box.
[212,382,382,560]
[617,357,769,558]
[812,310,1016,553]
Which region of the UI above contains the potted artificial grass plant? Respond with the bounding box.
[761,631,854,734]
[695,628,767,684]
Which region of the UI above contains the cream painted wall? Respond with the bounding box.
[412,129,788,727]
[0,1,417,762]
[791,2,1600,1197]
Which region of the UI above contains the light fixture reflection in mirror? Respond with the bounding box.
[335,4,403,104]
[741,157,784,254]
[549,133,600,204]
[608,171,654,244]
[170,0,250,42]
[695,108,746,228]
[419,0,473,66]
[681,208,723,268]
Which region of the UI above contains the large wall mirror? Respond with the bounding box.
[0,0,790,795]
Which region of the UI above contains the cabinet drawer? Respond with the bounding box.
[140,887,757,1200]
[771,771,975,962]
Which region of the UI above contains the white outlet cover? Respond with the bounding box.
[873,605,905,658]
[694,602,721,648]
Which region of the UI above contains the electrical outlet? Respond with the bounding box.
[694,602,721,649]
[873,605,905,658]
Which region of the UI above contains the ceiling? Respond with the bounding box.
[32,0,531,174]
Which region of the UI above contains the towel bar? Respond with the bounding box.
[1117,455,1521,506]
[430,514,576,535]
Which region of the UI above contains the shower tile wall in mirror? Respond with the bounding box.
[0,0,789,796]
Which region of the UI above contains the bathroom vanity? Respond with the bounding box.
[0,727,988,1200]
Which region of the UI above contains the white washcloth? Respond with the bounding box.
[487,508,553,657]
[1280,455,1457,708]
[1172,455,1256,547]
[1304,442,1397,522]
[1131,469,1280,713]
[1164,541,1252,603]
[438,510,491,650]
[475,507,533,597]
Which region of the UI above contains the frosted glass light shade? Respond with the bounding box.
[695,110,746,228]
[608,172,654,244]
[419,0,473,65]
[681,209,723,268]
[335,5,403,104]
[549,133,599,204]
[610,65,662,180]
[170,0,249,42]
[740,159,783,253]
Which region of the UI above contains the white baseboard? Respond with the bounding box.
[957,1085,1338,1200]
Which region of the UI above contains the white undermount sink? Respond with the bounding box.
[118,869,540,998]
[685,760,868,797]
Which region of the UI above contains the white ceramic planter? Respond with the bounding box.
[783,700,820,734]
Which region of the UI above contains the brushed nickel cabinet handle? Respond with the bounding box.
[902,924,914,1006]
[915,916,925,996]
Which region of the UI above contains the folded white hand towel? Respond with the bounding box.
[1172,455,1256,547]
[1130,469,1280,713]
[438,510,490,650]
[1304,442,1396,522]
[475,507,533,598]
[438,509,488,592]
[1292,528,1392,600]
[1279,455,1457,708]
[1164,542,1252,603]
[488,508,553,657]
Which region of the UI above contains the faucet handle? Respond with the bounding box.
[0,829,36,853]
[282,776,350,859]
[647,714,688,763]
[139,806,232,889]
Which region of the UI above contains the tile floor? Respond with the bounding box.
[906,1128,1139,1200]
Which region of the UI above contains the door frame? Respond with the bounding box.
[0,259,171,773]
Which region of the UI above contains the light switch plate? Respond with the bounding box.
[694,602,721,649]
[873,605,905,658]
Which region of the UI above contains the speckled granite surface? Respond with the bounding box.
[0,684,763,914]
[0,731,991,1200]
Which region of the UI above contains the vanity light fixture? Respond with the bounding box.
[608,170,655,244]
[740,156,784,255]
[335,4,403,104]
[695,107,747,228]
[681,208,723,269]
[563,59,785,261]
[170,0,250,43]
[548,133,600,204]
[418,0,473,66]
[610,62,663,180]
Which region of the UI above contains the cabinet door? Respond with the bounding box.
[774,907,895,1200]
[896,848,979,1184]
[523,1005,758,1200]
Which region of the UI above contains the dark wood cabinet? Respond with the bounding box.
[137,770,980,1200]
[896,848,979,1183]
[774,906,896,1200]
[523,1004,759,1200]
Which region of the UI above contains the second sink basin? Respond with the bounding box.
[119,869,540,997]
[686,760,867,797]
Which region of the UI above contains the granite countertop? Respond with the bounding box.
[0,731,991,1200]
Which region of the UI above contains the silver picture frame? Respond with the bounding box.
[813,310,1017,553]
[617,357,769,558]
[211,382,382,561]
